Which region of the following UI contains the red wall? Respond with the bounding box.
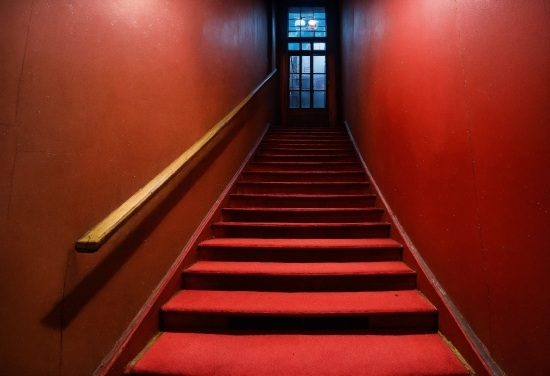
[0,0,273,374]
[341,0,550,374]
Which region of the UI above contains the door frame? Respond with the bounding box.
[276,0,341,128]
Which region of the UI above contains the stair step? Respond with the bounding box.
[221,207,383,222]
[258,148,357,156]
[161,290,437,331]
[268,130,348,135]
[128,332,469,376]
[254,154,359,162]
[241,171,366,183]
[183,261,416,292]
[260,142,353,148]
[198,238,403,262]
[236,182,370,194]
[211,222,391,238]
[228,193,377,208]
[262,136,351,142]
[247,162,363,172]
[266,132,349,137]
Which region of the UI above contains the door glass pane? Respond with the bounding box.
[301,74,311,90]
[290,56,300,73]
[313,74,325,90]
[289,74,300,90]
[302,56,310,73]
[289,91,300,108]
[313,56,326,73]
[301,91,310,108]
[313,91,325,108]
[301,43,311,50]
[288,43,300,50]
[313,43,326,50]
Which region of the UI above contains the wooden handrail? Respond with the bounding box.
[75,69,277,252]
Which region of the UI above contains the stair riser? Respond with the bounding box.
[236,183,370,194]
[268,131,348,135]
[247,163,363,172]
[262,138,351,143]
[161,312,437,332]
[241,172,366,183]
[183,274,416,292]
[258,149,357,156]
[228,195,377,208]
[211,224,391,239]
[260,142,354,149]
[266,133,349,138]
[221,209,383,223]
[198,247,403,263]
[254,155,359,163]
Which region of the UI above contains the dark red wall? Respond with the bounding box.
[341,0,550,374]
[0,0,273,374]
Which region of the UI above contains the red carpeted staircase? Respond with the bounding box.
[127,127,470,375]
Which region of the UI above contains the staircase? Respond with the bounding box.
[127,127,470,375]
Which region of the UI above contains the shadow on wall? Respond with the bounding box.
[40,107,259,331]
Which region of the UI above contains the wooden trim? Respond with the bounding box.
[345,120,503,376]
[75,70,277,253]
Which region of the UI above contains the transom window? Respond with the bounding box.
[288,7,327,38]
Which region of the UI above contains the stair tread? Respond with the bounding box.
[222,207,381,213]
[243,170,364,174]
[162,290,436,315]
[199,238,402,249]
[185,261,415,276]
[230,193,376,198]
[260,146,354,151]
[213,221,389,227]
[250,161,361,165]
[129,332,469,376]
[236,181,369,185]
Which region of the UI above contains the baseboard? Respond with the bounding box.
[344,120,503,376]
[94,124,272,376]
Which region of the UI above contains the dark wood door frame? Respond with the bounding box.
[275,0,342,128]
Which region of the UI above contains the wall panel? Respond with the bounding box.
[0,0,272,374]
[341,1,550,374]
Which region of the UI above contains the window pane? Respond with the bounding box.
[289,91,300,108]
[316,20,327,28]
[289,7,300,16]
[302,43,311,50]
[313,43,326,50]
[301,31,314,37]
[301,91,310,108]
[290,56,300,73]
[302,56,310,73]
[301,7,314,18]
[314,8,326,19]
[288,43,300,50]
[315,31,326,37]
[313,74,325,90]
[301,74,311,90]
[313,91,325,108]
[313,56,325,73]
[289,74,300,90]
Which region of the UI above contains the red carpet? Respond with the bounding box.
[127,127,470,375]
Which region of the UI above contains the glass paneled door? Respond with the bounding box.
[286,6,328,127]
